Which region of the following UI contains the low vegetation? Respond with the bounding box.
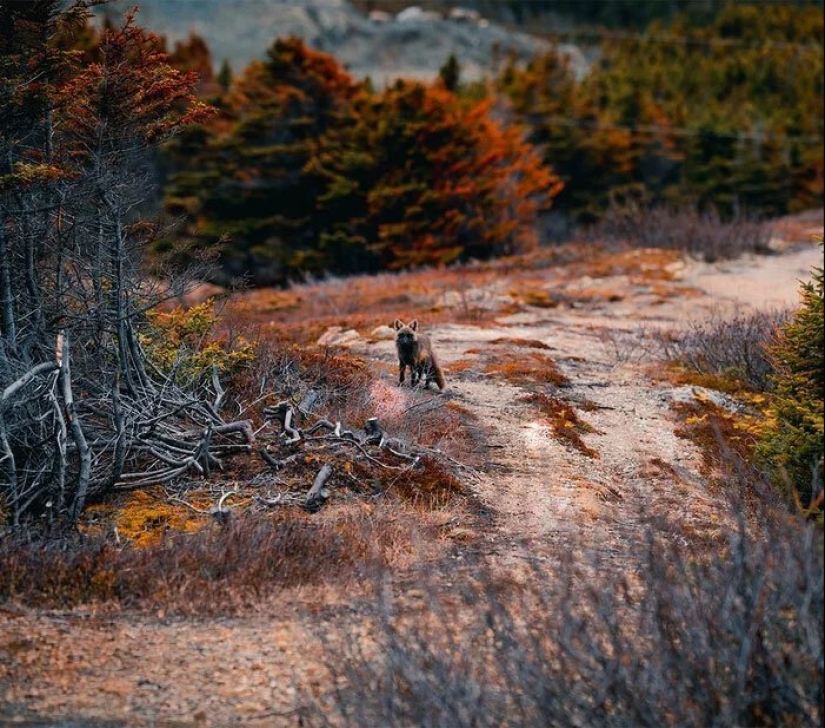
[660,307,791,392]
[307,488,823,728]
[587,206,775,262]
[664,249,823,515]
[522,393,600,459]
[0,507,419,614]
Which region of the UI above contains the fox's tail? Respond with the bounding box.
[432,357,447,390]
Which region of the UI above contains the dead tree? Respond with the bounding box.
[0,3,238,526]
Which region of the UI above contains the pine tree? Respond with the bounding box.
[760,247,824,510]
[217,58,233,94]
[1,2,213,522]
[438,54,460,93]
[159,38,361,285]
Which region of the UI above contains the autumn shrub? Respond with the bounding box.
[587,205,774,262]
[759,253,824,510]
[660,307,792,392]
[141,299,255,385]
[305,489,824,728]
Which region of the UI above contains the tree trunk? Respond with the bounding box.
[0,211,16,348]
[61,331,92,521]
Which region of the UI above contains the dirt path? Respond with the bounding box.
[1,242,821,727]
[396,244,822,567]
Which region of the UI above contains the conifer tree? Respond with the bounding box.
[760,248,824,509]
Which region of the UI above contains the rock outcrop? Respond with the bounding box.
[99,0,588,83]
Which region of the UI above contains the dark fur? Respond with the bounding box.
[393,319,446,390]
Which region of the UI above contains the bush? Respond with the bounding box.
[587,205,774,262]
[0,510,404,614]
[141,299,255,385]
[660,307,791,392]
[759,251,824,509]
[306,491,824,727]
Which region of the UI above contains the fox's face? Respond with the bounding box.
[393,319,419,347]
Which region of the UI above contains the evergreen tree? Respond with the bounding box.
[160,41,560,284]
[760,248,824,510]
[160,38,361,284]
[438,54,460,93]
[217,58,233,94]
[499,4,824,220]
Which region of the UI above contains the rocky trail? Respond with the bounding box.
[363,243,822,569]
[0,241,821,727]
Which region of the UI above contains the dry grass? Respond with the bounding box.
[305,490,823,728]
[522,393,600,459]
[0,495,480,614]
[223,265,516,344]
[657,307,791,393]
[489,337,552,350]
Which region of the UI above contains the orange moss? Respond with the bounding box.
[516,289,560,309]
[673,401,762,472]
[654,362,751,396]
[385,457,470,510]
[484,351,569,387]
[115,490,208,547]
[574,247,682,282]
[522,393,600,459]
[446,359,477,374]
[490,337,552,350]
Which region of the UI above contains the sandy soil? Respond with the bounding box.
[0,239,821,727]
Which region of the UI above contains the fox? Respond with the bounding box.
[392,319,446,390]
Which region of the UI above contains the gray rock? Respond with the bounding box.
[661,386,745,414]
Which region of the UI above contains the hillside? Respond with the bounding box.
[98,0,588,82]
[1,4,822,725]
[2,223,822,726]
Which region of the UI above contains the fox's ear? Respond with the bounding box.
[409,320,418,331]
[392,319,404,330]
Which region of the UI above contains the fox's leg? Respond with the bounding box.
[399,362,406,386]
[411,365,420,387]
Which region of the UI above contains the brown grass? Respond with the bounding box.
[0,501,462,614]
[379,457,473,511]
[515,289,561,309]
[522,393,600,459]
[223,265,514,344]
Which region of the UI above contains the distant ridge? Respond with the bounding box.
[98,0,588,83]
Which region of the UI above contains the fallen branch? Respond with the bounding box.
[305,464,334,511]
[258,448,302,471]
[1,361,59,406]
